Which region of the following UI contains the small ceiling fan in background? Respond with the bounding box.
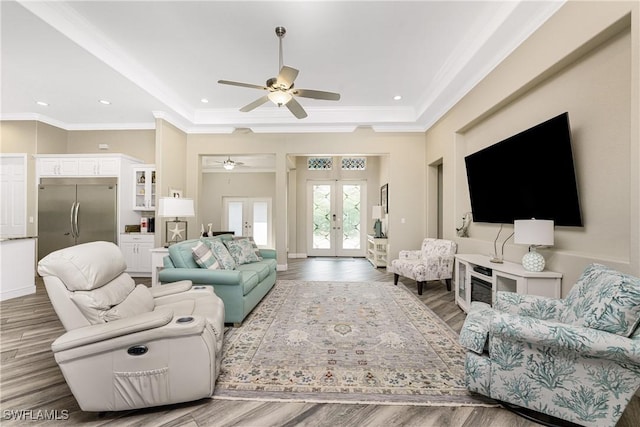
[218,26,341,119]
[208,156,245,170]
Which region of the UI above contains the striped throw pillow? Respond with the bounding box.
[191,240,220,270]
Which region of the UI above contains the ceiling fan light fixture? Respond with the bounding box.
[223,158,236,170]
[268,90,292,106]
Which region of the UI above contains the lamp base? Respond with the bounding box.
[165,219,188,246]
[522,247,545,272]
[373,220,383,238]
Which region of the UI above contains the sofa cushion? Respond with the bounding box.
[237,261,270,282]
[103,284,155,322]
[224,238,261,265]
[561,263,640,337]
[191,241,220,270]
[208,239,237,270]
[240,270,260,296]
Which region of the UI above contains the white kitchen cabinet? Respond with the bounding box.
[120,234,154,276]
[77,157,120,176]
[133,166,156,211]
[38,157,79,176]
[38,156,121,177]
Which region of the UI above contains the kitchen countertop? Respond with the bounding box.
[0,236,38,242]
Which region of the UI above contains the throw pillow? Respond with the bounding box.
[225,238,261,265]
[191,240,220,270]
[561,263,640,337]
[208,239,237,270]
[233,236,263,261]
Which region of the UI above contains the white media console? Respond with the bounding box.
[454,254,562,313]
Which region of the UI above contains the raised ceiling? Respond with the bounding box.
[1,1,563,133]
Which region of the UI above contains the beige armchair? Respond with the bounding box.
[38,241,225,412]
[388,238,457,295]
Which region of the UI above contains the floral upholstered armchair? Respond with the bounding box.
[388,238,457,295]
[459,263,640,427]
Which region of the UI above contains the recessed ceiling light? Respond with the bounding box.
[36,101,49,106]
[393,95,402,101]
[98,99,111,105]
[201,98,209,103]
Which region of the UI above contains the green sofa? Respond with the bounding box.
[158,234,276,325]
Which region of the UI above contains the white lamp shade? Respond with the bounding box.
[372,205,383,220]
[514,219,554,246]
[157,197,195,218]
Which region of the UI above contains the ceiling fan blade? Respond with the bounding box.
[293,88,340,101]
[240,95,270,112]
[286,97,308,119]
[218,80,269,91]
[276,66,299,89]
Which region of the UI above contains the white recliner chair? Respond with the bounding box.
[37,241,225,412]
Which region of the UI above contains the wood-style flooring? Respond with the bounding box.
[1,257,638,426]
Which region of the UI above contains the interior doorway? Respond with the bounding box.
[306,180,366,257]
[222,197,273,248]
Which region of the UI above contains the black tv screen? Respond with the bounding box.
[464,112,582,226]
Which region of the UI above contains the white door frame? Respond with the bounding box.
[222,197,273,248]
[306,180,366,257]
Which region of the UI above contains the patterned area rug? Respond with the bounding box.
[213,280,493,406]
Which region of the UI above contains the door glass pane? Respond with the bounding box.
[253,201,268,246]
[228,201,243,236]
[312,184,331,249]
[341,184,361,249]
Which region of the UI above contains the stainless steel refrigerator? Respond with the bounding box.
[38,178,117,260]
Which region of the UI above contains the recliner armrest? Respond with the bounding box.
[492,312,640,365]
[459,301,494,353]
[51,310,174,352]
[149,280,192,298]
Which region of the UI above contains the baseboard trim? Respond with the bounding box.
[288,253,307,259]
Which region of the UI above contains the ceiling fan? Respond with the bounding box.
[218,26,341,119]
[208,156,245,170]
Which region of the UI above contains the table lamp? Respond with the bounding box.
[372,205,384,238]
[514,219,554,272]
[158,197,195,246]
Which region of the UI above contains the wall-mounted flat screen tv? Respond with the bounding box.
[464,112,583,226]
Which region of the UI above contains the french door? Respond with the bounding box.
[222,197,272,248]
[307,181,366,257]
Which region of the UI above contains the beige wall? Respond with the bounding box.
[0,121,69,236]
[425,1,639,293]
[67,129,155,162]
[184,130,425,268]
[200,172,276,232]
[155,119,188,247]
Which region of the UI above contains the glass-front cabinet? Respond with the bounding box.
[133,165,155,211]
